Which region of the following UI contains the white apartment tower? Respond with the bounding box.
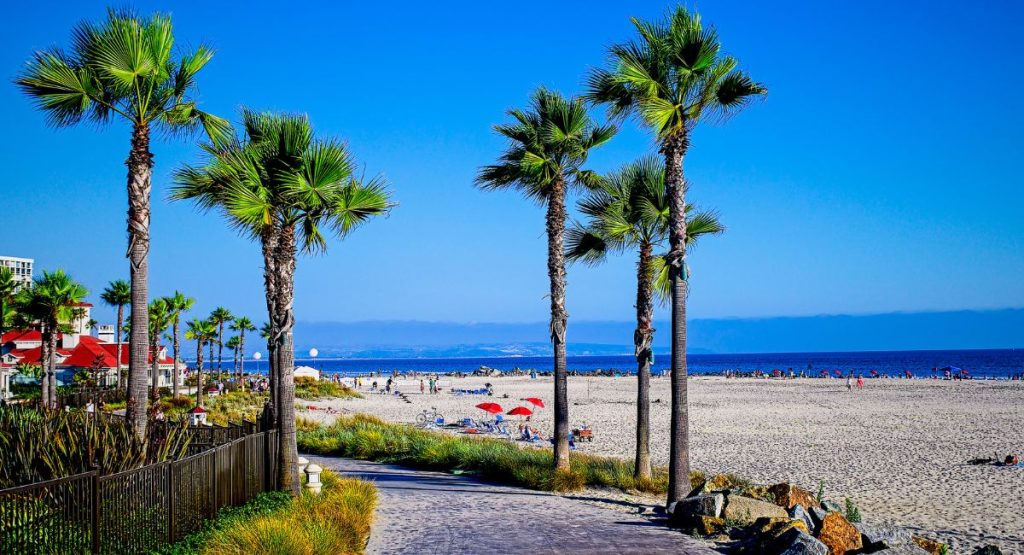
[0,256,33,289]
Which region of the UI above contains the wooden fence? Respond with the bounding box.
[0,428,279,554]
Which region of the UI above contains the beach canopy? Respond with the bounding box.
[523,397,545,408]
[507,406,533,416]
[476,402,503,414]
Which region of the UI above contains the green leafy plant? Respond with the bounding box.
[844,497,862,523]
[817,480,826,503]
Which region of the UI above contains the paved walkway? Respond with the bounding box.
[308,456,716,555]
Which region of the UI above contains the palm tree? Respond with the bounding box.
[163,291,195,398]
[172,109,394,495]
[566,156,724,479]
[586,6,766,502]
[100,280,131,390]
[17,270,89,408]
[476,88,615,470]
[225,336,241,374]
[147,298,172,400]
[17,10,229,439]
[185,318,216,406]
[209,307,234,372]
[0,268,16,341]
[230,316,257,388]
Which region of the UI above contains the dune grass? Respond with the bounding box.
[295,376,362,401]
[156,470,376,555]
[297,414,703,494]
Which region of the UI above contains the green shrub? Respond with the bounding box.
[844,497,862,523]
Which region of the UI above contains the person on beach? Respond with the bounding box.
[420,379,425,394]
[857,375,864,389]
[846,375,853,391]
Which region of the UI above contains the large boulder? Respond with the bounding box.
[770,483,821,509]
[856,522,913,549]
[669,493,725,519]
[821,499,842,513]
[722,495,789,525]
[688,473,750,496]
[809,506,829,526]
[770,527,829,555]
[790,505,816,534]
[817,512,863,555]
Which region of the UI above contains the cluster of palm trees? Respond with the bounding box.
[478,6,765,505]
[18,10,393,495]
[2,269,90,408]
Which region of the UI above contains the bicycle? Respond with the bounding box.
[415,407,444,427]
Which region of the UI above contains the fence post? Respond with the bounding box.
[211,448,218,516]
[167,461,175,544]
[90,470,101,554]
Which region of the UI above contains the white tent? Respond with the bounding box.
[294,366,320,380]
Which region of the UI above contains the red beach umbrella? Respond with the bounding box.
[833,369,843,377]
[507,406,533,417]
[523,397,545,409]
[475,402,503,414]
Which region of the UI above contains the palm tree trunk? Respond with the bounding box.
[115,305,124,390]
[217,323,224,372]
[40,330,49,408]
[634,242,655,480]
[195,341,204,406]
[151,330,160,400]
[125,122,153,440]
[239,332,246,391]
[274,225,301,495]
[48,328,58,409]
[260,225,280,427]
[172,319,180,398]
[546,179,571,471]
[662,131,691,505]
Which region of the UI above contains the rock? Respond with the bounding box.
[973,547,1004,555]
[770,527,829,555]
[669,493,725,519]
[754,516,808,537]
[821,499,842,513]
[817,512,863,555]
[856,522,913,548]
[810,506,829,526]
[790,505,816,534]
[911,535,948,555]
[690,515,727,536]
[688,473,750,496]
[770,483,821,509]
[722,495,789,525]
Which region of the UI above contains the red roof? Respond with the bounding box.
[3,333,174,369]
[1,330,42,344]
[190,406,207,413]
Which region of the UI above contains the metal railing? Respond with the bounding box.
[0,428,279,554]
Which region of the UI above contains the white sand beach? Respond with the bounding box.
[302,375,1024,553]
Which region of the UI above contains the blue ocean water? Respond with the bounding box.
[237,349,1024,379]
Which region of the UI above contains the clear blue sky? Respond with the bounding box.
[2,0,1022,328]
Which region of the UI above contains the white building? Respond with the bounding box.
[0,256,33,290]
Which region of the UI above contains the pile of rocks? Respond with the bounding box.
[667,475,948,555]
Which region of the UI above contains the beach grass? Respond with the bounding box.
[295,376,362,401]
[297,414,702,494]
[156,470,376,555]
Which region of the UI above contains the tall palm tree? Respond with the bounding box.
[172,109,394,495]
[185,318,216,406]
[476,88,615,470]
[17,10,229,439]
[566,156,724,479]
[147,298,172,399]
[17,270,89,408]
[163,291,195,398]
[586,6,766,502]
[100,280,131,390]
[209,307,233,372]
[230,316,256,388]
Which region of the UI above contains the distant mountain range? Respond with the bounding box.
[288,308,1024,358]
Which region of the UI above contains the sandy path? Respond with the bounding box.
[302,375,1024,553]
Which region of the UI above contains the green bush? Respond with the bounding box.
[294,377,362,401]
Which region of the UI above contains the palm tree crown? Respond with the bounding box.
[100,280,131,309]
[477,88,616,202]
[586,7,766,140]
